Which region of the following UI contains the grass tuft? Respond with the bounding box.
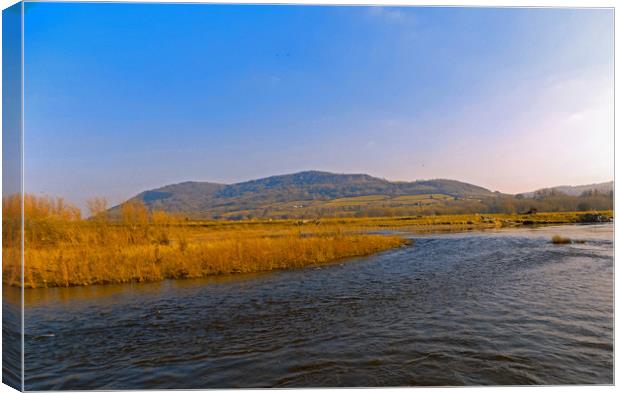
[551,235,572,244]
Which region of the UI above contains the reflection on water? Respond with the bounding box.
[23,224,613,389]
[23,271,273,308]
[3,285,22,390]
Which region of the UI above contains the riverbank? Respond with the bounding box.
[5,225,408,288]
[3,210,611,288]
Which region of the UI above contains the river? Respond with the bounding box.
[15,223,614,388]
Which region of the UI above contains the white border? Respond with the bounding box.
[0,1,616,393]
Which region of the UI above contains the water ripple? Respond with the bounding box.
[19,223,613,389]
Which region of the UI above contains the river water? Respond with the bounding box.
[18,224,613,388]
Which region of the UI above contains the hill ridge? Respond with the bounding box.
[114,170,493,217]
[113,171,612,219]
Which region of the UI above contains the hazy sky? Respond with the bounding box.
[24,4,613,207]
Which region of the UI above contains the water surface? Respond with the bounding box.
[21,224,613,388]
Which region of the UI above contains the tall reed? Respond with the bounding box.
[4,195,407,288]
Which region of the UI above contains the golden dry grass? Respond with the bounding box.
[3,195,408,288]
[17,231,406,288]
[2,194,612,288]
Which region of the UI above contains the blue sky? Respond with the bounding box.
[23,4,613,207]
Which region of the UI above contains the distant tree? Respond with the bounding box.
[86,197,108,222]
[577,202,591,211]
[121,199,149,226]
[151,210,174,225]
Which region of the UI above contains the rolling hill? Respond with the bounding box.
[113,171,496,218]
[112,171,613,219]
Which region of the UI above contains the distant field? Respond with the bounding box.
[220,193,462,219]
[324,193,455,207]
[185,210,613,231]
[325,195,389,206]
[391,194,453,202]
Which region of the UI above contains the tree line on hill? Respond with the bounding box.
[197,189,614,220]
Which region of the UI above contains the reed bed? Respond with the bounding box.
[3,195,408,288]
[16,232,405,288]
[3,194,611,288]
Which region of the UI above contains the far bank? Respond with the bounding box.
[3,208,612,289]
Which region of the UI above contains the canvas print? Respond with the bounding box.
[2,2,614,390]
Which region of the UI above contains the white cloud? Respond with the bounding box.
[366,6,415,25]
